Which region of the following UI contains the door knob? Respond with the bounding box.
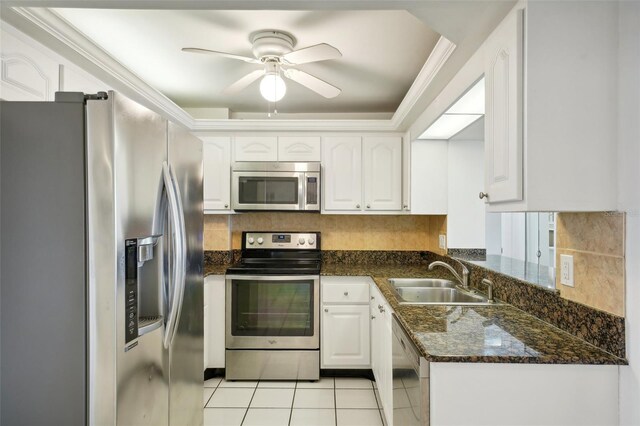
[479,192,489,200]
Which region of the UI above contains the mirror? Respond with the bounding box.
[479,212,557,290]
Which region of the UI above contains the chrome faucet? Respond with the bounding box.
[480,278,495,303]
[428,260,469,289]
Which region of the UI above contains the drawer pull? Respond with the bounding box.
[344,291,349,296]
[324,308,329,313]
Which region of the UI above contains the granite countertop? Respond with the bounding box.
[204,263,229,276]
[321,263,625,365]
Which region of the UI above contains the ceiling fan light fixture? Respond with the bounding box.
[260,73,286,102]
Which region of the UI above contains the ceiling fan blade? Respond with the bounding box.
[283,69,341,98]
[282,43,342,65]
[182,47,260,64]
[223,70,265,95]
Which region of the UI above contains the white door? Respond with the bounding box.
[363,136,402,211]
[203,137,231,211]
[278,136,321,161]
[234,136,277,161]
[322,136,362,211]
[321,305,370,368]
[484,9,524,203]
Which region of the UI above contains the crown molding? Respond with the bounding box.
[11,7,195,127]
[8,6,456,133]
[389,36,456,129]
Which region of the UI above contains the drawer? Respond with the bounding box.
[322,277,371,304]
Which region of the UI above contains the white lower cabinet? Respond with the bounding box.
[204,275,225,369]
[321,276,371,368]
[370,282,393,425]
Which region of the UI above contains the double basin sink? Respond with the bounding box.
[388,278,498,306]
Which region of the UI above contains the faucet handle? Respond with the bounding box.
[480,278,495,303]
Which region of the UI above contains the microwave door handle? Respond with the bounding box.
[299,173,305,210]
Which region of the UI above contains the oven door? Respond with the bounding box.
[231,171,305,211]
[226,275,319,349]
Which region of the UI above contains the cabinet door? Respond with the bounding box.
[1,27,59,101]
[278,136,321,161]
[402,133,411,212]
[363,136,402,211]
[203,137,231,211]
[484,9,523,203]
[234,136,277,161]
[321,305,371,368]
[322,136,362,211]
[205,275,225,369]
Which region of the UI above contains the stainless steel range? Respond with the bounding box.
[225,231,321,380]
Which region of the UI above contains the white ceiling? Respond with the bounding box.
[52,9,440,115]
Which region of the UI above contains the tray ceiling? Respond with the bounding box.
[51,9,440,116]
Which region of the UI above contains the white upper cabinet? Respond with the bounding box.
[481,2,617,211]
[234,136,278,161]
[484,9,523,204]
[411,140,448,214]
[278,136,321,162]
[203,137,231,211]
[363,136,402,211]
[322,136,363,211]
[1,27,59,102]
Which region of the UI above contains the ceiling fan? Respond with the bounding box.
[182,30,342,102]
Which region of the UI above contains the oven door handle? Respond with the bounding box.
[225,275,320,281]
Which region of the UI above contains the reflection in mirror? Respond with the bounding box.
[479,212,557,290]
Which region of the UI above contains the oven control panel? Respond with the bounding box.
[244,232,320,250]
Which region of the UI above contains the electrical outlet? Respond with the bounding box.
[560,254,574,287]
[439,234,446,249]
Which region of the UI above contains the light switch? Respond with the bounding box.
[560,254,574,287]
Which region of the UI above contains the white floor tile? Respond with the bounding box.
[258,380,297,388]
[335,389,378,409]
[203,408,246,426]
[242,408,290,426]
[334,377,374,389]
[293,388,335,409]
[218,379,258,388]
[296,377,334,389]
[205,377,223,388]
[393,387,411,409]
[290,408,336,426]
[250,388,295,408]
[204,388,215,407]
[394,407,421,425]
[206,388,255,408]
[336,409,383,426]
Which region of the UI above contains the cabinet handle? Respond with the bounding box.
[356,204,360,209]
[403,204,409,210]
[479,192,489,200]
[371,296,375,300]
[344,291,349,296]
[224,203,229,208]
[371,315,376,320]
[366,204,371,209]
[324,308,329,313]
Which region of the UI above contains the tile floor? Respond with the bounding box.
[203,377,384,426]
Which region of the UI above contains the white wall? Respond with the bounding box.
[410,139,448,214]
[618,2,640,425]
[446,138,485,248]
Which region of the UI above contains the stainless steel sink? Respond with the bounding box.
[388,278,457,289]
[388,278,499,305]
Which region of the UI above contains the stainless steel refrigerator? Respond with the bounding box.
[0,91,204,426]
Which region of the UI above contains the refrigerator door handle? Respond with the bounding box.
[162,162,187,349]
[167,165,188,348]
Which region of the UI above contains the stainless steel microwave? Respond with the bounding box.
[231,162,320,211]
